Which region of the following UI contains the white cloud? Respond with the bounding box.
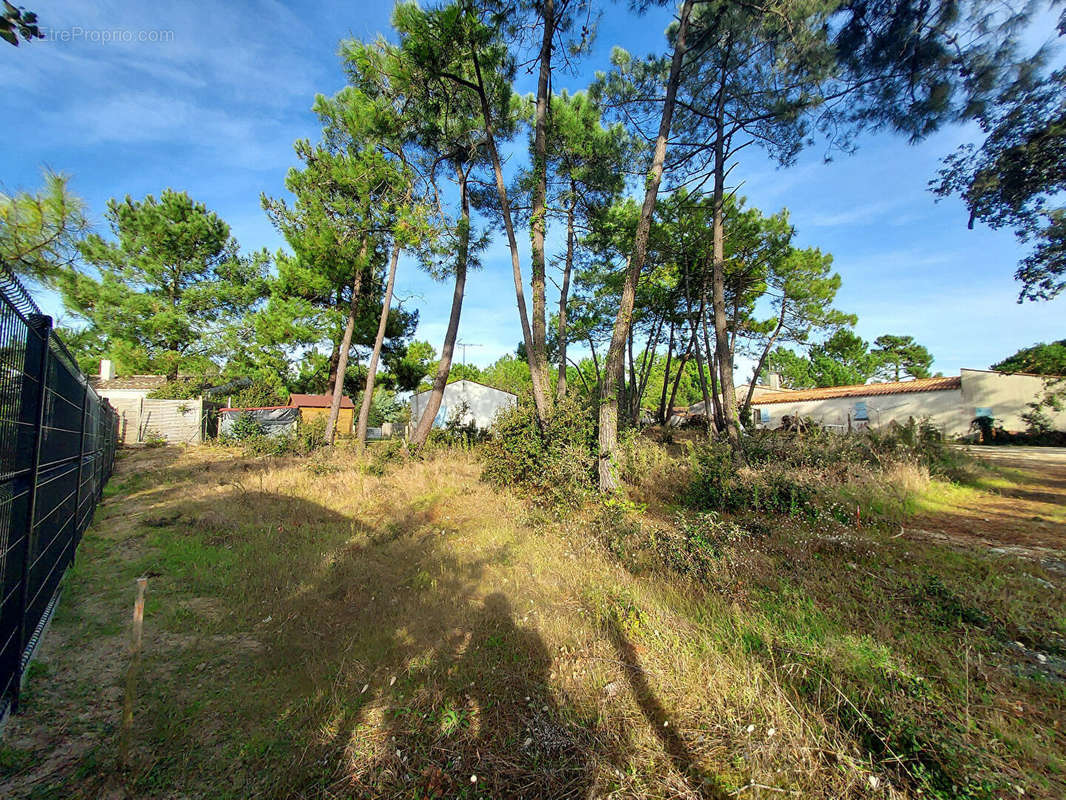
[804,198,905,228]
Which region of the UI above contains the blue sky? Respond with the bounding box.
[2,0,1062,380]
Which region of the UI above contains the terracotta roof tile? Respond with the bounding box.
[751,376,962,405]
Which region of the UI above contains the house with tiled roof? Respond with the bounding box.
[90,360,225,444]
[90,360,169,401]
[745,369,1065,436]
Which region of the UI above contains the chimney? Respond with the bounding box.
[768,372,781,391]
[100,359,116,381]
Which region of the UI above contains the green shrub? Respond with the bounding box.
[242,434,296,457]
[296,415,327,452]
[685,440,818,515]
[366,386,406,426]
[426,402,485,449]
[481,395,595,507]
[219,412,326,457]
[142,428,167,448]
[617,427,680,486]
[365,438,407,476]
[869,418,973,481]
[683,418,976,517]
[147,377,212,400]
[220,412,266,443]
[229,379,287,409]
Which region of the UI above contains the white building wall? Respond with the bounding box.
[753,371,1066,437]
[755,389,968,435]
[960,369,1066,431]
[409,380,517,431]
[97,388,153,402]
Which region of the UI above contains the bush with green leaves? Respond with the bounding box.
[364,437,408,476]
[147,377,212,400]
[219,412,265,442]
[867,418,973,481]
[740,418,969,481]
[229,379,287,409]
[685,418,977,516]
[218,411,328,457]
[425,402,486,449]
[296,415,327,452]
[481,395,595,507]
[685,441,818,516]
[367,386,406,426]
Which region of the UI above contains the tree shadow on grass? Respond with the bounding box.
[15,459,727,800]
[113,485,624,799]
[355,591,598,799]
[603,616,730,800]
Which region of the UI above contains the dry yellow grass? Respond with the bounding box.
[1,442,1062,799]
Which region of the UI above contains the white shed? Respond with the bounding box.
[408,380,518,432]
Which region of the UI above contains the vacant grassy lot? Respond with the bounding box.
[1,442,1063,799]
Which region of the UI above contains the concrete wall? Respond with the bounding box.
[109,398,221,444]
[960,369,1066,432]
[754,389,968,435]
[98,388,152,402]
[753,371,1066,437]
[409,380,517,431]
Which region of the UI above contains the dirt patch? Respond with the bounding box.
[0,624,126,797]
[905,449,1066,563]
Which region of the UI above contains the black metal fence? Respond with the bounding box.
[0,271,118,717]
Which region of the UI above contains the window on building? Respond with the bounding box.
[853,401,869,421]
[975,407,993,419]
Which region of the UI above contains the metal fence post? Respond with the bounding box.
[11,313,52,713]
[71,378,90,563]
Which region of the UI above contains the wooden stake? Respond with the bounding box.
[119,577,147,770]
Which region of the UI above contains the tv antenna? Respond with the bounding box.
[457,341,482,367]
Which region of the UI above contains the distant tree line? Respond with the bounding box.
[1,0,1059,483]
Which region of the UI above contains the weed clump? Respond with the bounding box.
[481,395,595,507]
[685,441,819,515]
[683,419,979,518]
[426,402,487,450]
[219,412,266,442]
[363,437,408,476]
[219,414,328,457]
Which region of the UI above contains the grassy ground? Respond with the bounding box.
[0,441,1063,799]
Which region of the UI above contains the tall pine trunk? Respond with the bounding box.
[693,332,714,434]
[410,166,471,450]
[326,288,343,389]
[704,314,725,431]
[658,322,675,423]
[325,239,368,444]
[597,0,693,491]
[355,239,401,452]
[710,127,741,449]
[556,189,576,400]
[531,0,555,403]
[741,293,788,419]
[469,47,552,424]
[627,325,637,423]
